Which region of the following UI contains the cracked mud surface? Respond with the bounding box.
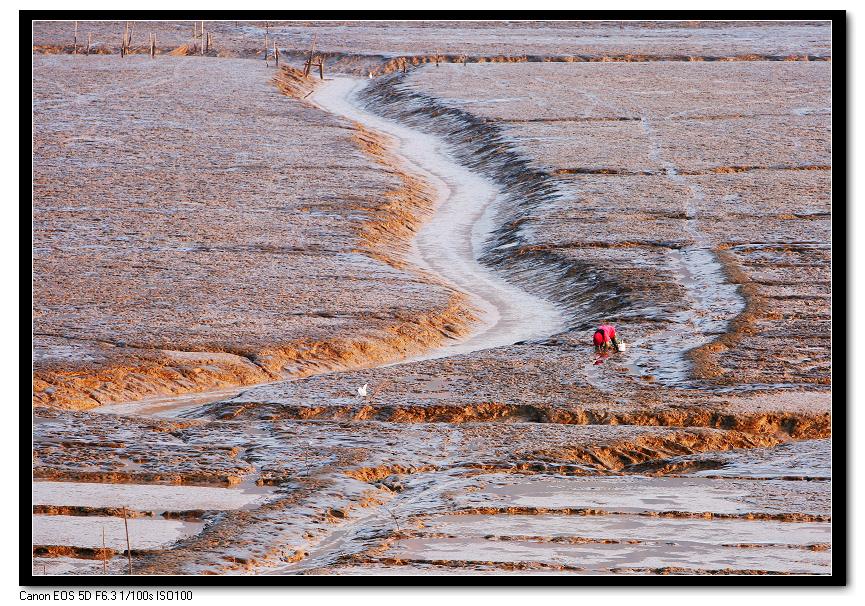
[31,21,832,577]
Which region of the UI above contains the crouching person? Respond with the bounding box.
[593,324,621,353]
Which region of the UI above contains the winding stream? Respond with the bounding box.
[96,77,567,419]
[313,78,568,362]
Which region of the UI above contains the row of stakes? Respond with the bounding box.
[38,505,133,575]
[64,21,469,78]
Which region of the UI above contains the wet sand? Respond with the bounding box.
[31,21,832,578]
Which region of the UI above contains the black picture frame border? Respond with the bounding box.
[23,9,846,588]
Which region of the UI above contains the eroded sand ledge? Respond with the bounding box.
[34,68,568,414]
[33,63,537,410]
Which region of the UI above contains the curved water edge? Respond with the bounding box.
[312,77,568,362]
[37,70,829,577]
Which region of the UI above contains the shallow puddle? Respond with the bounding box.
[451,474,830,517]
[383,535,830,574]
[33,515,204,551]
[686,439,831,480]
[32,556,122,576]
[425,513,831,546]
[33,481,267,511]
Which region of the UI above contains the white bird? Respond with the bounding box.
[368,72,373,79]
[357,383,369,397]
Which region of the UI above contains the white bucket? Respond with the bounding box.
[618,343,628,353]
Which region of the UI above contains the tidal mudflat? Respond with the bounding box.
[31,20,833,577]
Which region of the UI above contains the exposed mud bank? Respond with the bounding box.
[368,562,759,576]
[272,66,317,99]
[553,164,831,176]
[34,407,832,574]
[33,504,208,520]
[687,243,830,386]
[688,248,769,382]
[349,123,438,271]
[340,430,802,479]
[33,545,137,560]
[437,506,830,524]
[34,66,483,410]
[202,398,829,441]
[32,38,834,576]
[397,60,830,389]
[31,20,833,66]
[350,556,820,576]
[33,350,272,411]
[34,294,475,411]
[312,77,566,360]
[303,468,831,576]
[365,53,829,76]
[32,468,245,487]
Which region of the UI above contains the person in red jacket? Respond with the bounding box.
[593,324,621,353]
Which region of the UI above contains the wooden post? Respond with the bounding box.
[274,40,279,67]
[264,31,269,61]
[205,31,210,54]
[73,21,78,54]
[435,49,439,67]
[121,22,128,57]
[102,526,107,574]
[127,21,133,47]
[387,507,400,534]
[402,58,406,74]
[122,506,132,575]
[318,57,324,80]
[200,23,205,56]
[86,32,92,56]
[304,33,317,76]
[150,33,155,59]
